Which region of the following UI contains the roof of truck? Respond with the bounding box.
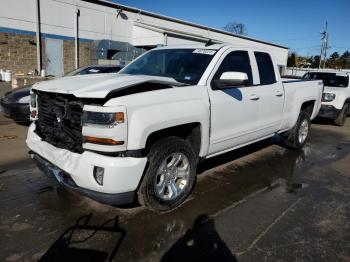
[156,43,226,50]
[154,43,274,54]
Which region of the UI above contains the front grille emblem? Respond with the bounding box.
[57,117,61,123]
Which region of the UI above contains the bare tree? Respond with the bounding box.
[223,22,247,35]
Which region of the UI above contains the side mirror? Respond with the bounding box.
[212,72,249,89]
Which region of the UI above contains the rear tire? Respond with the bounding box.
[282,111,310,150]
[334,103,348,126]
[138,136,197,212]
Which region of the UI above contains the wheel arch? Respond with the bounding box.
[300,100,316,117]
[144,123,203,157]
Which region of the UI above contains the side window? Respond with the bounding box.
[212,51,253,87]
[254,52,276,85]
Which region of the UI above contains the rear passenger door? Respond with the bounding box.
[253,52,284,136]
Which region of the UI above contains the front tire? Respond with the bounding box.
[282,111,311,150]
[334,103,349,126]
[138,136,197,212]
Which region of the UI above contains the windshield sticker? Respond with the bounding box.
[88,69,100,73]
[193,49,216,55]
[184,76,192,80]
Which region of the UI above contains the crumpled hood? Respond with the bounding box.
[32,73,184,98]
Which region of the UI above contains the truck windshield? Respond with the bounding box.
[302,72,349,88]
[120,49,216,85]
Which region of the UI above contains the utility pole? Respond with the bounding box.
[74,8,80,69]
[318,22,329,69]
[323,22,330,68]
[34,0,42,74]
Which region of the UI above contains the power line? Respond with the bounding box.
[331,46,350,50]
[272,35,320,42]
[291,45,321,50]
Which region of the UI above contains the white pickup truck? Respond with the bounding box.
[302,71,350,126]
[27,44,323,211]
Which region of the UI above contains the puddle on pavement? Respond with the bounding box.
[1,127,349,261]
[0,134,18,141]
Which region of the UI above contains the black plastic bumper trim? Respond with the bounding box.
[318,105,340,119]
[29,151,135,206]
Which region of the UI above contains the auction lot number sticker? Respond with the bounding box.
[193,49,216,55]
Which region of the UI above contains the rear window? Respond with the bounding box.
[254,52,276,85]
[302,72,349,88]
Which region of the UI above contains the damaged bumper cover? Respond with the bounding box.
[31,152,136,205]
[26,124,147,205]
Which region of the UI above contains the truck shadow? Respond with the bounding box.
[197,136,277,175]
[39,213,125,262]
[312,116,350,126]
[161,214,238,262]
[312,117,337,126]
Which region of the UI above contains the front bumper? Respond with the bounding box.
[0,98,30,124]
[31,152,136,205]
[26,124,148,205]
[318,105,341,119]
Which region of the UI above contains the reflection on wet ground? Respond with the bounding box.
[0,125,349,261]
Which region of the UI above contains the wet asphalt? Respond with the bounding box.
[0,113,349,262]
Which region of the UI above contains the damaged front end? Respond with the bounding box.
[34,91,88,153]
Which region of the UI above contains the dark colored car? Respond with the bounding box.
[0,65,123,125]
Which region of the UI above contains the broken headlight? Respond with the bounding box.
[30,92,37,108]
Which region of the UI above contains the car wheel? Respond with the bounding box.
[138,136,197,211]
[282,111,310,150]
[334,103,348,126]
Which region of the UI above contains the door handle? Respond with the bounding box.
[276,91,283,97]
[249,94,260,101]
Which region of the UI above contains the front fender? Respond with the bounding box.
[127,100,210,156]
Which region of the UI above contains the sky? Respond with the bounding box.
[112,0,350,57]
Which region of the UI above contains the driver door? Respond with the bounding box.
[207,50,261,155]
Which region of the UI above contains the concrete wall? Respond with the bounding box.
[0,31,93,75]
[286,67,350,77]
[0,32,46,75]
[63,40,92,73]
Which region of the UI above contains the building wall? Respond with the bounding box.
[0,0,289,75]
[0,32,46,75]
[63,40,93,74]
[0,31,93,75]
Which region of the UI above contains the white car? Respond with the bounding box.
[27,44,323,211]
[302,71,350,126]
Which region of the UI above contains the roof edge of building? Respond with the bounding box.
[82,0,289,50]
